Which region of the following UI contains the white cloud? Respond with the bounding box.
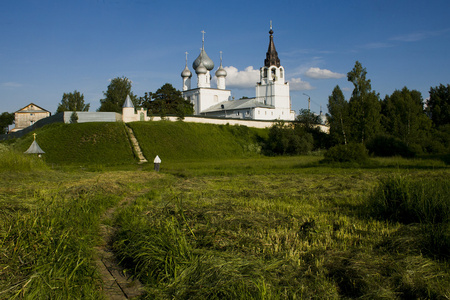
[222,66,259,89]
[304,67,345,79]
[288,78,314,91]
[1,82,22,88]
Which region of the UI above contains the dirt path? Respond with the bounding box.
[95,191,148,299]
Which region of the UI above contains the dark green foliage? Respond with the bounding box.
[323,143,368,163]
[139,83,193,119]
[327,85,350,145]
[0,111,14,134]
[366,134,415,158]
[56,90,90,113]
[265,121,313,155]
[70,111,78,124]
[381,87,431,152]
[347,61,381,143]
[427,83,450,128]
[98,76,138,112]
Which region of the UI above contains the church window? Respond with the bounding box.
[280,68,284,78]
[263,68,267,78]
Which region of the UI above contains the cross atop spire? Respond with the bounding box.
[33,133,37,141]
[201,30,206,49]
[219,51,223,66]
[185,51,188,66]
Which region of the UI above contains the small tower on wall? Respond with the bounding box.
[181,52,192,91]
[215,51,227,90]
[122,95,135,122]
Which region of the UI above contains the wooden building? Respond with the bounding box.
[11,103,51,132]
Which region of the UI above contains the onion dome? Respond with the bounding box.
[193,49,214,71]
[215,65,227,77]
[181,65,192,78]
[195,60,207,74]
[215,51,227,77]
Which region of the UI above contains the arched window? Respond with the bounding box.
[280,68,284,78]
[263,68,268,78]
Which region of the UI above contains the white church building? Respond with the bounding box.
[181,26,295,121]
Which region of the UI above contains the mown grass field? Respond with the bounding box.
[1,122,449,299]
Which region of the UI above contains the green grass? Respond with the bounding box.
[1,129,450,299]
[9,122,136,165]
[111,158,450,299]
[128,121,266,162]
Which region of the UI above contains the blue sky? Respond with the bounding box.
[1,0,449,116]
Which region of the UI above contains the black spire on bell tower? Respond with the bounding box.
[264,22,280,68]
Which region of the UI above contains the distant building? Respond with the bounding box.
[181,25,295,121]
[11,103,51,132]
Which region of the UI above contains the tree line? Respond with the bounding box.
[266,61,449,157]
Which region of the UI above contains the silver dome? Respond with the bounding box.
[181,65,192,78]
[215,65,227,77]
[195,61,207,74]
[193,49,214,71]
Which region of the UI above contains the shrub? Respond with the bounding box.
[366,134,415,158]
[265,122,313,155]
[323,143,368,163]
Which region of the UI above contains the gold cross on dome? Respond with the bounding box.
[33,133,37,141]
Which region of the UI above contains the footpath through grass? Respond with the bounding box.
[1,151,449,299]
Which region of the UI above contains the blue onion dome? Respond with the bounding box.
[195,61,207,74]
[181,65,192,78]
[215,65,227,77]
[193,49,214,71]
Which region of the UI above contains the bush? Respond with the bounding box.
[366,135,415,158]
[322,143,368,163]
[265,122,313,155]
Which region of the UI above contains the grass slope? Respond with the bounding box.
[3,121,268,166]
[9,122,136,165]
[128,121,266,162]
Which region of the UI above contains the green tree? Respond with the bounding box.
[0,112,14,134]
[381,87,431,146]
[427,84,450,128]
[98,77,138,112]
[347,61,381,143]
[56,90,90,113]
[139,83,193,119]
[295,109,320,130]
[327,85,350,145]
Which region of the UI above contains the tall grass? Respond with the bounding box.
[0,149,48,172]
[368,175,450,259]
[113,165,450,298]
[0,181,120,298]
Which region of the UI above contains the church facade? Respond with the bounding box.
[181,26,295,121]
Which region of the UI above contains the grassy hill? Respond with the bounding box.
[128,121,266,162]
[4,121,268,165]
[9,122,136,165]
